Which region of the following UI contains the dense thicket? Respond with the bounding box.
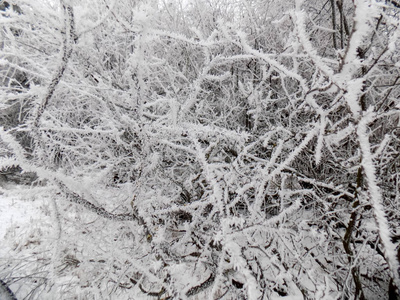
[1,0,400,299]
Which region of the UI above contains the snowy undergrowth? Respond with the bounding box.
[1,0,400,298]
[0,185,54,299]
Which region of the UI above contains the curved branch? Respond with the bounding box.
[138,285,168,298]
[185,273,215,297]
[56,181,138,221]
[32,4,75,132]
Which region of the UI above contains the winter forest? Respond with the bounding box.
[1,0,400,299]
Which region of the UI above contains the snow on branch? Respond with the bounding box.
[357,110,400,290]
[31,4,76,132]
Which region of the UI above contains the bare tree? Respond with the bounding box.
[1,0,400,299]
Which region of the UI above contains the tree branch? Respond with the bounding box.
[31,4,75,133]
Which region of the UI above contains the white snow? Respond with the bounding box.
[0,186,48,254]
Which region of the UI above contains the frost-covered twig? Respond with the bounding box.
[0,128,140,222]
[185,273,215,297]
[31,3,75,133]
[56,180,137,221]
[357,111,400,290]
